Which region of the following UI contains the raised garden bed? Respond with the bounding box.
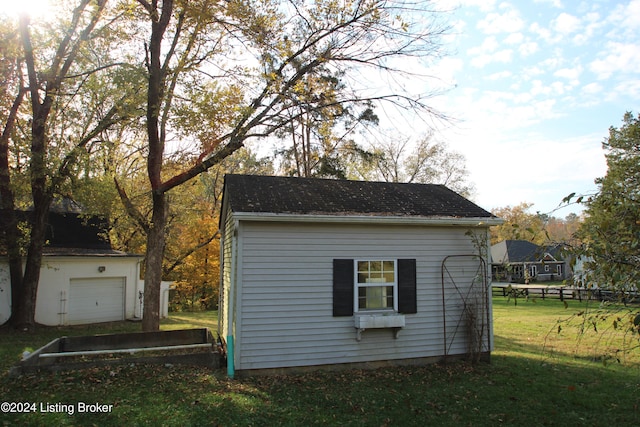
[9,328,221,377]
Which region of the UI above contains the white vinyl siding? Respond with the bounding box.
[219,205,235,339]
[232,221,490,371]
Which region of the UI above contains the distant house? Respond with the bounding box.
[219,174,502,376]
[0,212,169,326]
[490,240,569,283]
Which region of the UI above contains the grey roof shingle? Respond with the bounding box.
[491,240,540,263]
[223,174,495,218]
[490,240,564,264]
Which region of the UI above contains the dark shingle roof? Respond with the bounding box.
[223,174,495,218]
[45,212,111,250]
[2,212,141,258]
[491,240,563,263]
[503,240,540,262]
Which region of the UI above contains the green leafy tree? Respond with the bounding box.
[3,1,138,328]
[556,113,640,355]
[575,112,640,292]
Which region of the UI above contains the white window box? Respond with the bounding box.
[354,314,405,340]
[355,314,405,328]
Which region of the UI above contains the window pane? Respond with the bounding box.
[357,261,369,283]
[368,286,384,309]
[358,286,394,310]
[358,287,367,309]
[385,286,394,307]
[357,260,395,283]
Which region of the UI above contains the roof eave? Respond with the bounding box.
[231,212,504,227]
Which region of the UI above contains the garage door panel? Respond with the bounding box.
[69,277,125,325]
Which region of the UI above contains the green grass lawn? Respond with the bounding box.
[1,300,639,426]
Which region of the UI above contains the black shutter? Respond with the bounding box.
[333,259,354,316]
[397,259,417,314]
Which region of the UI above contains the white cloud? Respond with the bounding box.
[432,57,465,84]
[453,129,606,213]
[542,52,565,69]
[530,12,587,45]
[552,12,581,34]
[512,91,531,103]
[467,36,515,67]
[441,0,498,13]
[529,22,553,43]
[531,79,551,96]
[522,66,545,80]
[590,42,640,79]
[504,32,523,45]
[477,8,525,34]
[572,12,602,45]
[607,0,640,39]
[467,36,499,55]
[486,70,512,80]
[582,82,603,95]
[533,0,563,8]
[519,41,539,56]
[470,49,513,68]
[549,81,568,95]
[554,65,582,82]
[611,79,640,100]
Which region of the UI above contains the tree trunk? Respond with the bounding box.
[139,0,173,331]
[142,192,167,331]
[14,201,49,329]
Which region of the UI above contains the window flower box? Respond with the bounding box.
[354,314,405,329]
[354,314,405,340]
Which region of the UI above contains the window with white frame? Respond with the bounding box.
[556,265,562,275]
[355,260,397,311]
[333,258,416,317]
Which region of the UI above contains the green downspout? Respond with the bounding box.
[226,335,234,378]
[227,219,239,379]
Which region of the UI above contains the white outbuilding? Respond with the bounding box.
[219,175,502,377]
[0,212,170,326]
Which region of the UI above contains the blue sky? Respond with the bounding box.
[428,0,640,216]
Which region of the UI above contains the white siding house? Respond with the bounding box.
[0,212,161,326]
[219,175,501,376]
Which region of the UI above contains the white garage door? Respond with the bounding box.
[68,277,125,325]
